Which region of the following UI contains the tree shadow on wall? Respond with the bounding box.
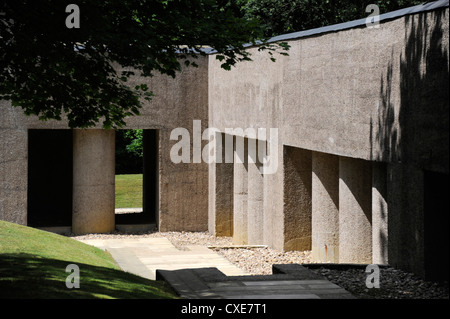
[375,9,449,169]
[373,9,449,281]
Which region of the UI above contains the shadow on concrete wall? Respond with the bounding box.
[374,10,449,167]
[374,9,449,280]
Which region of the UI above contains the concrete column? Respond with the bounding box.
[311,152,339,262]
[209,132,234,236]
[247,138,264,244]
[372,162,388,264]
[72,129,115,234]
[263,141,284,250]
[283,146,312,251]
[233,136,248,244]
[339,157,372,264]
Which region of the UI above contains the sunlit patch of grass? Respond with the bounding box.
[0,220,177,299]
[115,174,143,208]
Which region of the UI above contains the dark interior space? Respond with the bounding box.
[27,129,73,227]
[424,170,449,282]
[115,129,158,226]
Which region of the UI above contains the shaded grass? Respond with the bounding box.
[0,220,177,299]
[115,174,143,208]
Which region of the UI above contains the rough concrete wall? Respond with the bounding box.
[0,102,27,225]
[0,56,209,231]
[373,10,449,173]
[208,8,449,170]
[208,8,448,278]
[121,57,210,231]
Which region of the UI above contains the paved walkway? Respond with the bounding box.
[76,237,355,299]
[76,237,248,280]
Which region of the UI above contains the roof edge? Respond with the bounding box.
[206,0,449,55]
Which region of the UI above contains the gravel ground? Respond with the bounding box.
[69,230,449,299]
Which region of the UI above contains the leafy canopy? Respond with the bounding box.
[0,0,288,128]
[236,0,424,37]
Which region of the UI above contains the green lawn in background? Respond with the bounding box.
[0,220,177,299]
[115,174,143,208]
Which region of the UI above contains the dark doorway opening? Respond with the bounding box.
[424,170,449,282]
[27,129,73,227]
[115,129,158,226]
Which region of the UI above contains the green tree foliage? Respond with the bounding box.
[236,0,424,37]
[0,0,288,129]
[124,129,144,158]
[115,130,143,174]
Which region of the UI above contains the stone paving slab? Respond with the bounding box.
[77,237,355,299]
[76,237,248,280]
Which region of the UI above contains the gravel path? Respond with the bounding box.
[69,230,449,299]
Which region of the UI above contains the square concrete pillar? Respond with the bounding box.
[247,138,264,244]
[312,152,339,262]
[233,136,248,244]
[209,132,234,236]
[372,162,389,264]
[72,129,115,234]
[283,146,312,251]
[339,157,372,264]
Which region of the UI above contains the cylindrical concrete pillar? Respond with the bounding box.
[233,136,248,244]
[339,157,372,264]
[72,129,115,234]
[372,162,388,264]
[247,138,264,244]
[312,152,339,262]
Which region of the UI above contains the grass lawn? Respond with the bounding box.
[0,220,177,299]
[115,174,143,208]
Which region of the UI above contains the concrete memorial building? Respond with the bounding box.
[0,1,448,281]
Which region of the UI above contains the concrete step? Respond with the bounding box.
[156,264,356,299]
